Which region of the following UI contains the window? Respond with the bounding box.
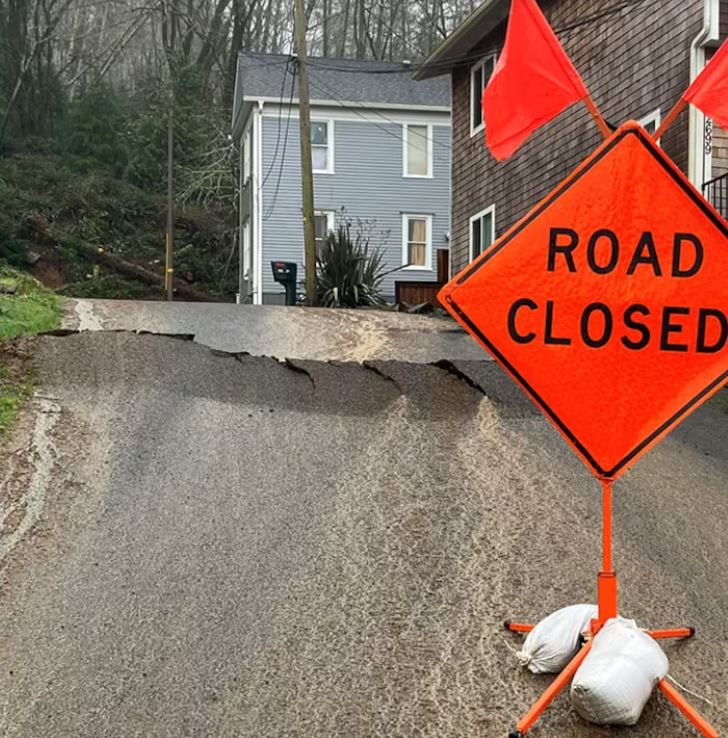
[314,211,335,254]
[470,205,495,261]
[311,120,334,173]
[402,214,432,269]
[242,127,252,183]
[639,109,661,136]
[471,56,496,135]
[403,124,432,177]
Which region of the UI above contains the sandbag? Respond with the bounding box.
[571,617,669,726]
[516,604,597,674]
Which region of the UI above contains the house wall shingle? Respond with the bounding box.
[450,0,705,277]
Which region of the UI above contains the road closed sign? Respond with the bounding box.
[440,122,728,479]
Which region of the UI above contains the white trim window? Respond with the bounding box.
[402,214,432,269]
[243,126,252,184]
[314,210,335,254]
[639,109,661,136]
[403,123,433,177]
[311,120,334,173]
[471,55,496,136]
[242,219,251,280]
[470,205,496,261]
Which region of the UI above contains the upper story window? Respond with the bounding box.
[403,124,432,177]
[311,120,334,173]
[402,214,432,269]
[470,205,495,261]
[471,55,496,135]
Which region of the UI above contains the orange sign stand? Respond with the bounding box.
[439,123,726,737]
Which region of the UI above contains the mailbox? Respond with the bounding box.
[271,261,298,306]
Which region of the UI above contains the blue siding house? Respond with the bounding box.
[232,53,451,305]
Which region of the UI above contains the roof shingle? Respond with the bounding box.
[236,53,450,109]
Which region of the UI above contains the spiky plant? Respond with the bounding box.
[316,224,387,308]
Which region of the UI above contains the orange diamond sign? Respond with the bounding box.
[440,123,728,479]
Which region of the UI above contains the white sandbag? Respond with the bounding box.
[516,604,597,674]
[571,617,668,726]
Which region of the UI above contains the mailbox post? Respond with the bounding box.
[271,261,298,306]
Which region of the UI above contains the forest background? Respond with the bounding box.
[0,0,474,299]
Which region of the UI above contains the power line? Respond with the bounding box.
[259,55,293,191]
[264,63,297,220]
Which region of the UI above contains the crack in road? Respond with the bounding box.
[36,329,497,402]
[431,360,488,397]
[362,361,405,393]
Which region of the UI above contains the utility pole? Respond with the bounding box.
[165,96,174,301]
[293,0,318,306]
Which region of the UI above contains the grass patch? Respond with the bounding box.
[0,266,63,438]
[0,363,35,437]
[0,267,62,340]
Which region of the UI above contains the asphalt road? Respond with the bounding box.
[1,301,728,737]
[62,298,488,362]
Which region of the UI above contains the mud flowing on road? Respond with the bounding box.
[0,330,727,737]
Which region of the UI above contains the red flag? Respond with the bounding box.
[683,40,728,129]
[483,0,589,161]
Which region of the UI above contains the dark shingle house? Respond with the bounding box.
[414,0,728,279]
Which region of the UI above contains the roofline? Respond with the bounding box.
[239,95,450,114]
[412,0,508,80]
[237,50,414,70]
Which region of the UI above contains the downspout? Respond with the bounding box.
[255,100,265,306]
[688,0,719,186]
[238,137,245,304]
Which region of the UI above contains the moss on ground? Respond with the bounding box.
[0,266,62,437]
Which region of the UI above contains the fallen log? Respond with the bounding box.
[23,212,222,302]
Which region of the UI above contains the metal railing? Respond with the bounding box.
[702,173,728,221]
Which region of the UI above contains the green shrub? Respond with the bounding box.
[316,225,387,308]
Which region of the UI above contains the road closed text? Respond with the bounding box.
[506,227,728,353]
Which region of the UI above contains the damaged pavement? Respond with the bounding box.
[1,300,728,737]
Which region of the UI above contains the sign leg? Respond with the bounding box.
[509,640,592,737]
[649,627,695,640]
[504,621,534,634]
[596,479,618,628]
[659,679,720,738]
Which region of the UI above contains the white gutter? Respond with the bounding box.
[688,0,719,186]
[248,95,450,114]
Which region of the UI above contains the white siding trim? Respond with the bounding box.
[401,213,433,271]
[260,104,450,127]
[469,204,496,263]
[402,123,433,178]
[254,102,264,306]
[246,96,450,113]
[638,109,661,133]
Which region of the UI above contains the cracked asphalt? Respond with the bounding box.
[1,300,728,738]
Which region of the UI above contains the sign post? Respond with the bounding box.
[439,123,726,738]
